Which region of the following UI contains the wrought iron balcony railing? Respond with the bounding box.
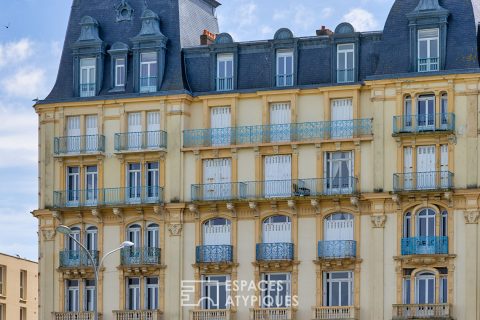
[393,171,453,192]
[337,69,355,83]
[276,74,294,87]
[318,240,357,259]
[115,131,167,151]
[392,304,451,319]
[190,310,231,320]
[196,245,233,264]
[418,57,439,72]
[54,135,105,155]
[53,186,164,208]
[393,113,455,134]
[216,77,234,91]
[256,242,294,261]
[191,177,357,202]
[120,247,161,265]
[401,236,448,255]
[53,312,100,320]
[250,308,294,320]
[113,310,163,320]
[183,119,372,148]
[59,250,99,268]
[140,76,158,93]
[312,306,359,320]
[80,83,96,97]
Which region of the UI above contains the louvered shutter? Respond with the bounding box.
[270,103,291,142]
[147,111,160,148]
[128,113,142,149]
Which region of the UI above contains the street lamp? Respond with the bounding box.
[56,225,134,320]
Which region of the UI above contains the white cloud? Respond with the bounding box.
[343,8,379,31]
[235,2,257,28]
[293,5,315,31]
[0,38,34,68]
[2,67,46,97]
[321,7,334,19]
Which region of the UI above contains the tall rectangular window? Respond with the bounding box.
[84,280,96,312]
[439,276,448,304]
[402,277,411,304]
[80,58,96,97]
[146,277,159,310]
[276,50,293,87]
[115,58,126,87]
[202,158,232,200]
[66,280,79,312]
[127,278,140,310]
[67,167,80,205]
[323,271,353,307]
[127,163,142,202]
[0,266,4,296]
[270,103,291,142]
[325,151,353,194]
[217,54,234,91]
[20,307,26,320]
[261,273,291,308]
[0,304,4,320]
[19,270,27,300]
[418,29,439,72]
[331,99,353,138]
[140,52,158,93]
[85,115,98,153]
[146,111,161,148]
[66,116,81,153]
[202,275,230,310]
[127,112,142,150]
[264,155,292,198]
[146,162,159,201]
[337,44,354,83]
[210,106,232,146]
[85,165,98,205]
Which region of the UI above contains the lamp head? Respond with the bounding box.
[121,241,135,248]
[56,225,72,235]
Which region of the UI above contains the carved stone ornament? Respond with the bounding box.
[371,214,387,228]
[42,229,56,241]
[115,0,134,22]
[464,211,480,224]
[113,208,123,218]
[168,223,183,236]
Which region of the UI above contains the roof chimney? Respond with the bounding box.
[316,25,333,36]
[200,29,216,45]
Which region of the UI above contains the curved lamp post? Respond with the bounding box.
[57,225,134,320]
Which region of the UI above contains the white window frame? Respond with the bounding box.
[415,272,436,304]
[337,44,355,83]
[276,50,294,87]
[127,278,141,310]
[146,162,160,201]
[0,265,5,296]
[84,279,96,312]
[67,166,80,206]
[202,275,230,310]
[418,28,440,72]
[115,58,126,87]
[216,54,234,91]
[402,276,411,304]
[140,52,158,93]
[85,165,98,205]
[127,163,142,203]
[85,226,98,252]
[146,223,159,249]
[324,151,354,194]
[323,271,354,307]
[261,273,291,308]
[80,58,96,97]
[145,277,159,310]
[66,279,80,312]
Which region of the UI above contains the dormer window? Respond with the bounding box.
[418,29,439,72]
[115,58,126,87]
[140,52,158,93]
[216,53,233,91]
[276,50,293,87]
[80,58,96,97]
[337,44,355,83]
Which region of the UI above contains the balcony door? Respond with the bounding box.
[417,95,435,131]
[127,163,142,203]
[323,271,353,307]
[80,58,96,97]
[404,147,414,190]
[127,224,141,262]
[264,155,292,198]
[66,280,80,312]
[203,218,231,246]
[147,111,160,149]
[67,166,80,206]
[146,224,159,263]
[85,166,98,205]
[211,107,231,146]
[263,216,291,244]
[415,272,435,305]
[67,116,80,153]
[261,273,291,308]
[127,278,141,310]
[270,103,291,143]
[203,158,232,200]
[85,115,98,152]
[202,275,230,310]
[440,145,449,188]
[146,277,159,310]
[127,113,142,150]
[325,152,353,194]
[331,99,353,138]
[417,146,436,189]
[67,227,81,264]
[416,209,436,254]
[324,213,354,241]
[86,226,98,252]
[146,162,159,202]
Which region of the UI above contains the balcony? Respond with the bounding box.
[183,119,373,148]
[250,308,294,320]
[53,186,164,208]
[59,250,99,268]
[120,247,161,266]
[393,172,453,192]
[312,306,358,320]
[318,241,356,259]
[54,135,105,155]
[337,69,355,83]
[216,77,233,91]
[401,237,448,255]
[276,74,293,87]
[393,113,455,135]
[256,243,294,261]
[80,83,96,97]
[115,131,167,152]
[392,304,451,319]
[418,57,439,72]
[190,310,231,320]
[196,245,233,264]
[191,183,244,201]
[140,76,158,93]
[114,310,162,320]
[53,312,100,320]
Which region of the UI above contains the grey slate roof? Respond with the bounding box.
[42,0,480,103]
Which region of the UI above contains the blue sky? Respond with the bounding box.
[0,0,394,261]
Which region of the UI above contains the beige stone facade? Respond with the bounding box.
[0,253,38,320]
[33,73,480,320]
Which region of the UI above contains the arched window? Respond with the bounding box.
[415,272,435,304]
[85,226,98,251]
[203,218,231,246]
[127,224,141,248]
[324,213,353,241]
[68,226,81,251]
[263,215,291,243]
[146,223,159,249]
[403,212,411,238]
[417,208,436,237]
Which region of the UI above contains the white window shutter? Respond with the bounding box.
[331,99,353,121]
[270,103,291,125]
[128,113,142,132]
[147,112,160,131]
[67,116,81,136]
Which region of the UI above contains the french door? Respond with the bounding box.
[127,278,141,310]
[127,163,142,202]
[264,155,292,198]
[416,208,436,254]
[67,167,80,205]
[203,218,231,246]
[331,99,353,138]
[263,216,291,244]
[270,103,291,142]
[85,115,98,152]
[67,116,80,153]
[261,273,291,308]
[128,113,142,150]
[324,213,354,241]
[324,152,353,194]
[66,280,80,312]
[202,275,230,310]
[417,146,436,189]
[203,158,232,200]
[440,145,449,188]
[85,166,98,205]
[417,96,435,130]
[323,271,353,307]
[147,111,160,148]
[211,107,231,146]
[404,147,414,190]
[146,162,159,201]
[415,273,435,305]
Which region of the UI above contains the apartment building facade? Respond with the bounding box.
[33,0,480,319]
[0,253,38,320]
